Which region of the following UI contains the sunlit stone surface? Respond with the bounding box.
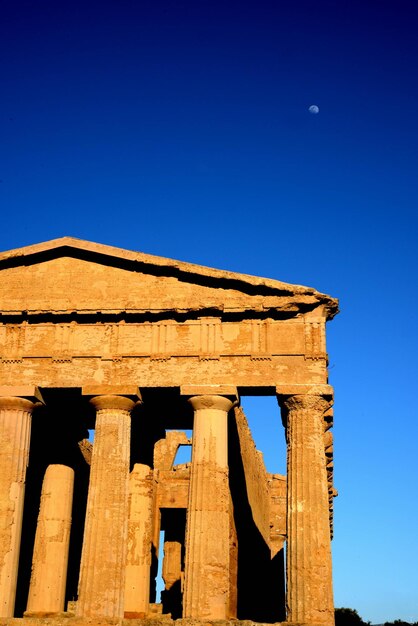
[0,238,338,626]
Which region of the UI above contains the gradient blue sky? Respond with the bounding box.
[1,1,418,623]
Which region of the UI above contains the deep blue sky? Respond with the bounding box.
[1,1,418,623]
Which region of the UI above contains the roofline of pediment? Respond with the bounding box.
[0,237,339,319]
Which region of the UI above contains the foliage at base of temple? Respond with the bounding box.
[335,608,418,626]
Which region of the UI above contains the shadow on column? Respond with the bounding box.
[14,391,91,616]
[130,402,165,605]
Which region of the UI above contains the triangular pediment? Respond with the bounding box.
[0,237,338,318]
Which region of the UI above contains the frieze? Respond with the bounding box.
[0,318,307,360]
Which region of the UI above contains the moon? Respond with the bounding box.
[308,104,319,114]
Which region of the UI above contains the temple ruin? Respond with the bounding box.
[0,237,339,626]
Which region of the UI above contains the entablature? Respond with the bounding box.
[0,316,327,362]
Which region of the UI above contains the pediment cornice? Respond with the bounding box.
[0,237,339,319]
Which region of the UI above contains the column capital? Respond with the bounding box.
[278,393,332,414]
[188,394,237,413]
[277,390,333,430]
[89,394,138,412]
[0,386,44,410]
[181,385,239,412]
[83,386,141,412]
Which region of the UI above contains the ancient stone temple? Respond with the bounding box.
[0,238,339,626]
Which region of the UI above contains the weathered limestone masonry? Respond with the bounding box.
[0,238,339,626]
[76,391,139,619]
[0,388,43,618]
[26,464,74,616]
[125,463,154,617]
[182,390,236,620]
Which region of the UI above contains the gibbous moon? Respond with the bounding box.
[308,104,319,114]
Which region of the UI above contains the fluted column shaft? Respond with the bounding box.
[124,463,154,617]
[280,394,334,626]
[0,397,36,617]
[183,395,234,619]
[76,395,134,619]
[26,464,74,615]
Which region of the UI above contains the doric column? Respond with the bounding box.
[26,464,74,615]
[76,388,140,619]
[0,387,43,617]
[279,392,334,626]
[182,389,237,619]
[124,463,154,618]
